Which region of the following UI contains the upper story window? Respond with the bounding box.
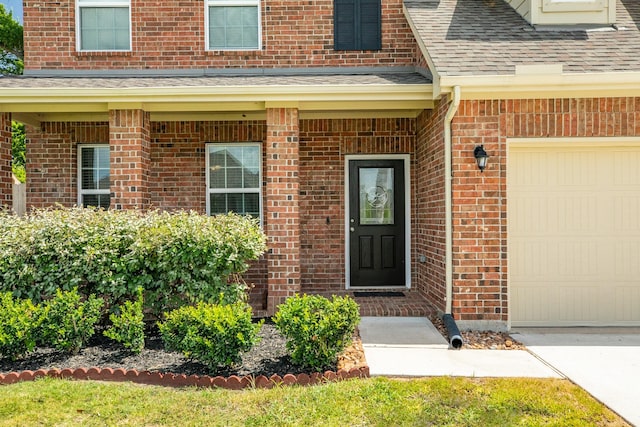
[334,0,381,51]
[78,145,111,209]
[206,143,262,221]
[206,0,261,50]
[77,0,131,51]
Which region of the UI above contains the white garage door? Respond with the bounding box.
[509,142,640,326]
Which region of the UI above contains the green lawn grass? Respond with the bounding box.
[0,377,628,426]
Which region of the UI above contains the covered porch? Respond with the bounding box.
[0,69,440,316]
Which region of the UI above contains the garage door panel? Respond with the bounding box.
[614,240,640,277]
[613,194,640,232]
[615,287,640,322]
[512,238,604,279]
[509,144,640,326]
[556,286,602,322]
[511,195,599,235]
[613,151,640,185]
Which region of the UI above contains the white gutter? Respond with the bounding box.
[444,86,460,314]
[437,70,640,100]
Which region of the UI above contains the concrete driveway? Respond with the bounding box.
[511,328,640,426]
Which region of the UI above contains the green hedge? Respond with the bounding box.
[273,294,360,371]
[0,208,267,314]
[37,288,104,355]
[0,292,39,360]
[158,301,262,369]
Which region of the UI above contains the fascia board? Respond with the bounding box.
[0,84,433,111]
[438,72,640,99]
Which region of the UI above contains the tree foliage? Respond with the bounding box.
[11,121,25,182]
[0,4,23,75]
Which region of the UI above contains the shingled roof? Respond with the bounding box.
[0,70,431,89]
[404,0,640,77]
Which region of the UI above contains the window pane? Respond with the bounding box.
[210,193,259,219]
[210,193,227,213]
[208,144,261,219]
[243,168,259,188]
[83,194,110,209]
[243,193,260,217]
[227,167,243,188]
[227,193,243,213]
[210,167,225,188]
[209,6,259,49]
[208,145,260,189]
[359,167,394,225]
[80,7,130,50]
[81,147,110,191]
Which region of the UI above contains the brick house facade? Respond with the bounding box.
[1,0,640,329]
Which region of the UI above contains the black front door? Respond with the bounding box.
[349,159,406,287]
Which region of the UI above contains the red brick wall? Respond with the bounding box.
[0,113,12,209]
[414,98,448,313]
[25,117,417,308]
[299,118,416,293]
[451,97,640,323]
[109,110,151,210]
[23,0,418,71]
[149,121,268,213]
[265,108,301,313]
[26,122,109,210]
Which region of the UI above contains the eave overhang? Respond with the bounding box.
[435,71,640,100]
[0,78,434,126]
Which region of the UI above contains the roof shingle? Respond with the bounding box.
[404,0,640,76]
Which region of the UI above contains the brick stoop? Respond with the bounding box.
[250,290,437,318]
[305,290,438,317]
[0,366,370,389]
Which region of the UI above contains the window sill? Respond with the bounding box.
[204,49,262,55]
[76,51,134,58]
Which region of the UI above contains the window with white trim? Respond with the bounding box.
[77,0,131,51]
[78,145,111,209]
[206,143,262,220]
[206,0,261,50]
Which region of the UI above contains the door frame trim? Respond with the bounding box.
[344,154,411,289]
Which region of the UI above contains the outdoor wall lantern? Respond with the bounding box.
[473,145,489,172]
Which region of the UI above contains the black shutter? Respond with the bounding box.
[335,0,356,50]
[334,0,381,51]
[359,0,381,50]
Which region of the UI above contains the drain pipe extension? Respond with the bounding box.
[443,86,463,349]
[442,313,463,349]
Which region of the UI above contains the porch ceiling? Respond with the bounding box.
[0,71,434,126]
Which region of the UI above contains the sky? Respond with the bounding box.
[0,0,23,23]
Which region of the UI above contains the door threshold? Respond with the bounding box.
[353,291,405,297]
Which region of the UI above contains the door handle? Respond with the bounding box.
[350,227,355,232]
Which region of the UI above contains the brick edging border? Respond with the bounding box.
[0,366,370,389]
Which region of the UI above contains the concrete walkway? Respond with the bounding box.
[359,317,560,378]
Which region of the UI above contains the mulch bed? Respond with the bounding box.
[0,320,368,389]
[1,315,527,389]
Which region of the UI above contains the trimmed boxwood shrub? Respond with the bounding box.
[273,294,360,371]
[158,301,262,369]
[103,287,145,354]
[0,292,39,360]
[37,288,104,354]
[0,208,267,315]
